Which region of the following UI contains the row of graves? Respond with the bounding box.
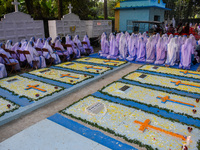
[0,54,200,149]
[0,2,112,44]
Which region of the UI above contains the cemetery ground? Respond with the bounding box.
[0,53,200,149]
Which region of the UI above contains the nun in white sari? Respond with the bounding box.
[25,41,46,68]
[73,35,86,55]
[155,37,166,64]
[99,35,109,57]
[126,35,137,61]
[35,38,44,56]
[168,34,173,44]
[146,36,156,63]
[83,35,94,54]
[66,35,81,58]
[35,38,44,49]
[55,40,70,61]
[136,37,146,62]
[0,63,7,78]
[12,42,21,53]
[179,38,194,69]
[182,35,187,44]
[53,36,60,44]
[125,31,130,42]
[107,34,119,59]
[5,40,13,50]
[119,34,128,60]
[11,42,21,59]
[30,37,36,46]
[43,40,61,64]
[165,38,179,66]
[19,41,28,62]
[0,44,20,71]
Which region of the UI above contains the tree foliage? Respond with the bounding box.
[0,0,199,20]
[0,0,99,20]
[165,0,200,20]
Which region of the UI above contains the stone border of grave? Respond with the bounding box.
[0,62,130,126]
[99,81,200,122]
[27,68,94,86]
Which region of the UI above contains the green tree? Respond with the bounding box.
[0,0,14,18]
[0,0,99,20]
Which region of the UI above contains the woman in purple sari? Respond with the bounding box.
[11,42,21,59]
[179,38,194,69]
[119,34,128,60]
[107,34,119,59]
[73,35,86,55]
[136,37,146,62]
[99,34,109,57]
[165,38,179,66]
[126,35,137,61]
[146,36,156,63]
[83,35,94,54]
[55,40,70,61]
[155,37,166,64]
[66,35,81,58]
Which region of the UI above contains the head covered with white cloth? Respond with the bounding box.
[118,34,128,59]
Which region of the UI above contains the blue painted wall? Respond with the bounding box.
[120,0,166,8]
[119,8,149,32]
[120,0,151,7]
[117,0,167,33]
[149,8,165,22]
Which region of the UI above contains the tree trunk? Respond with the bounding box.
[104,0,108,20]
[57,0,63,20]
[25,0,34,15]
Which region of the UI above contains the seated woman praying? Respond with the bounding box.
[83,35,94,54]
[25,41,46,68]
[0,63,7,78]
[0,43,21,71]
[35,38,44,56]
[5,40,13,50]
[65,35,80,59]
[43,39,61,64]
[55,40,70,61]
[11,42,21,59]
[73,35,86,55]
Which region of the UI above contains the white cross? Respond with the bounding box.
[68,4,73,14]
[12,0,20,12]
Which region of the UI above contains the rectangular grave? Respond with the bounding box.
[86,102,104,114]
[139,74,147,79]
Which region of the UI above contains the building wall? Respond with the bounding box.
[149,8,165,22]
[119,8,149,32]
[120,0,150,7]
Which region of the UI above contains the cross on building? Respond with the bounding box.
[12,0,20,12]
[68,4,73,14]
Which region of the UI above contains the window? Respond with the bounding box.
[154,15,160,21]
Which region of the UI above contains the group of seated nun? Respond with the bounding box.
[0,34,94,78]
[99,31,200,70]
